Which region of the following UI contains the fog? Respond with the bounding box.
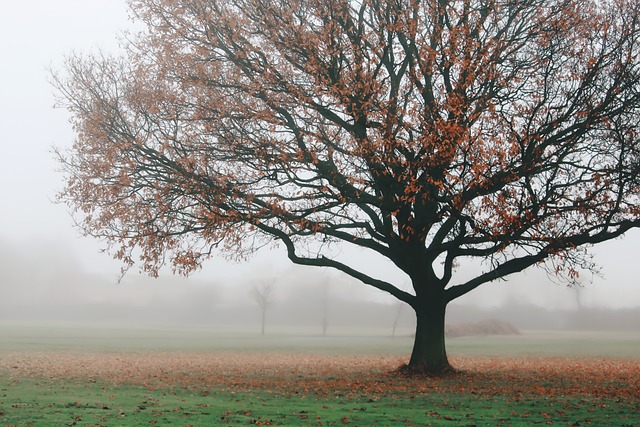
[1,235,639,334]
[1,0,639,335]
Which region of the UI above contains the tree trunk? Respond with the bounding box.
[405,298,452,375]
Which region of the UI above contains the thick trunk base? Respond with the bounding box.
[403,301,452,376]
[397,361,457,377]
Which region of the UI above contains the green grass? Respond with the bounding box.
[1,323,639,357]
[447,330,640,358]
[1,375,638,426]
[1,325,639,425]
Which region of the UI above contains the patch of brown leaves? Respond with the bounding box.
[1,352,638,400]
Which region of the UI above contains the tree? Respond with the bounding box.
[320,279,330,336]
[391,300,406,338]
[252,280,275,335]
[53,0,640,374]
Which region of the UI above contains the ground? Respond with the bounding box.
[0,326,638,426]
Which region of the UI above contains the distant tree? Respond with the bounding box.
[391,300,406,338]
[320,279,330,336]
[252,280,275,336]
[574,285,584,310]
[54,0,640,374]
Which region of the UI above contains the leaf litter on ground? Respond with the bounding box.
[1,352,638,401]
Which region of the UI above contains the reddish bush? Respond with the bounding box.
[445,319,520,337]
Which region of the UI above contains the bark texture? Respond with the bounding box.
[405,300,452,375]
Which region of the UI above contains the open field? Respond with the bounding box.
[1,323,640,357]
[1,353,639,426]
[0,325,639,426]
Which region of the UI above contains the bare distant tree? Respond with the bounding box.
[321,280,330,336]
[392,281,411,337]
[574,286,584,310]
[252,280,275,336]
[391,300,406,338]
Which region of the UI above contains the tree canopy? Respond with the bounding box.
[55,0,640,373]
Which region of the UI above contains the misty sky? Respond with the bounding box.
[1,0,639,317]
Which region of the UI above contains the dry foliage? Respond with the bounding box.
[2,352,638,400]
[445,319,520,337]
[54,0,640,299]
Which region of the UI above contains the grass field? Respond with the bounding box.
[1,323,639,357]
[0,324,639,426]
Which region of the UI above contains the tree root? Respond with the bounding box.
[395,362,459,378]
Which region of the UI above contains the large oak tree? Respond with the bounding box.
[54,0,640,373]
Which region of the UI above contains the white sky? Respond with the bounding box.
[0,0,639,312]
